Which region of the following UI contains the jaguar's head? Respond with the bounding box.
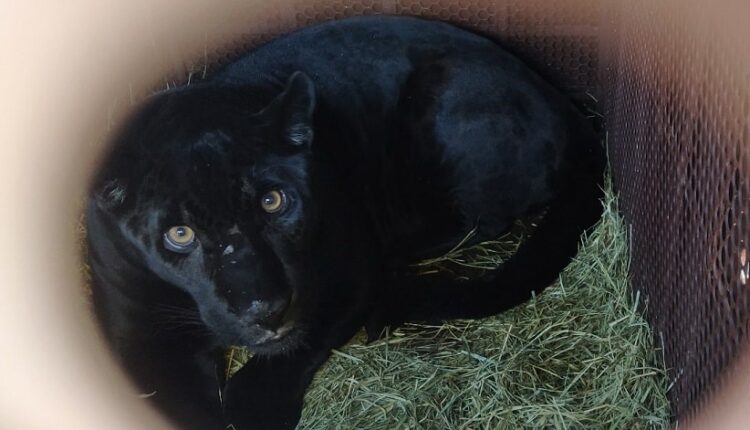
[90,72,321,354]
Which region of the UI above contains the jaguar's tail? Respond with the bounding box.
[367,136,606,339]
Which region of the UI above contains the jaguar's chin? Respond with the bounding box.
[241,324,305,356]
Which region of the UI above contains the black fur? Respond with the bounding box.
[86,16,605,430]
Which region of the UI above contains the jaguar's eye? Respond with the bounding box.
[260,190,287,214]
[164,226,197,253]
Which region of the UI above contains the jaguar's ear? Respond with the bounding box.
[92,178,128,211]
[265,71,316,148]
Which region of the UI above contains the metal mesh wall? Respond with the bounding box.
[161,0,750,423]
[600,0,750,421]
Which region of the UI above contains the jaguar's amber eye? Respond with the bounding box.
[260,190,287,214]
[164,226,197,253]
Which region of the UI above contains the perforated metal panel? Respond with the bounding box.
[600,0,750,421]
[177,0,750,423]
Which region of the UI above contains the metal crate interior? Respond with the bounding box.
[93,0,750,425]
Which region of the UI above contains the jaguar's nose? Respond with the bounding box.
[241,297,290,328]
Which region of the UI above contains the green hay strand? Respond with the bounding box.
[289,174,670,429]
